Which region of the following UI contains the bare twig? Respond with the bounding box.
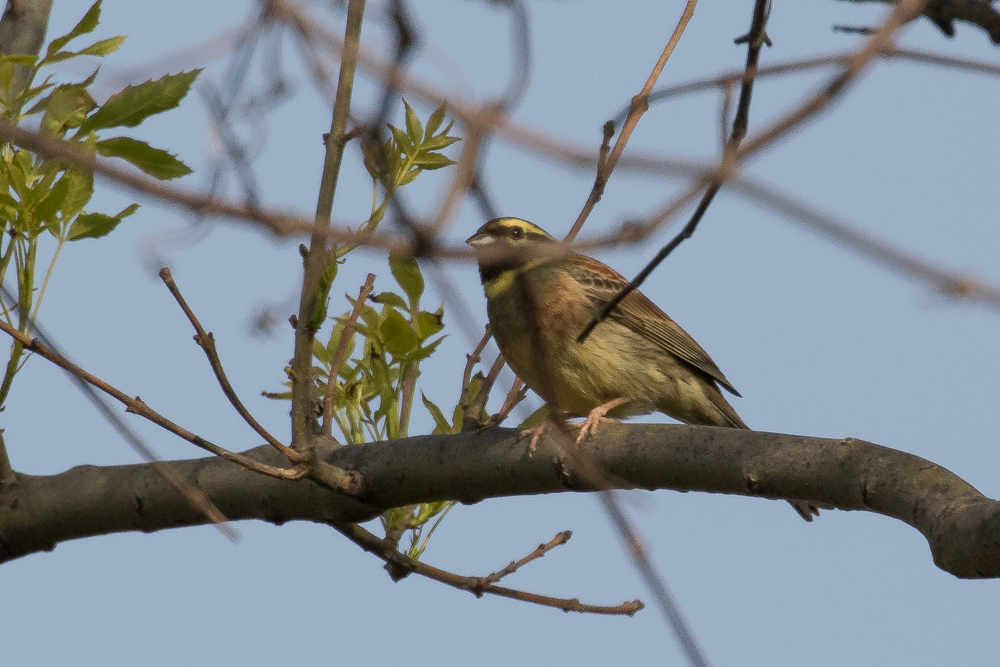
[0,284,240,539]
[461,326,493,397]
[322,273,376,436]
[564,0,698,243]
[600,491,711,667]
[488,378,527,427]
[290,0,365,461]
[332,520,643,616]
[465,352,506,427]
[481,530,572,585]
[578,0,773,344]
[0,317,306,481]
[159,268,304,463]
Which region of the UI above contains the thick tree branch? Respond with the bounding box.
[2,424,999,579]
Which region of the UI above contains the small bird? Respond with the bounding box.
[467,217,818,521]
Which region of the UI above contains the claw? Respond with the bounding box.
[567,398,628,444]
[519,420,553,454]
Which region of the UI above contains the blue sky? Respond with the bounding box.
[3,1,1000,665]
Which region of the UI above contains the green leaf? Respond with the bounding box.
[397,168,419,187]
[77,35,127,58]
[380,308,418,357]
[96,136,191,179]
[44,1,102,61]
[518,404,550,429]
[425,104,446,137]
[60,168,94,218]
[357,302,382,337]
[388,254,423,307]
[5,148,31,200]
[78,69,201,134]
[418,133,460,152]
[413,153,456,170]
[67,212,117,241]
[4,54,39,67]
[40,84,96,136]
[312,338,332,366]
[399,336,443,364]
[421,392,452,434]
[414,308,444,339]
[309,258,339,330]
[66,202,137,241]
[369,291,408,312]
[19,79,56,112]
[387,124,413,155]
[403,99,422,145]
[34,175,71,233]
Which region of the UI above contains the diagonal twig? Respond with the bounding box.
[600,491,711,667]
[480,530,572,586]
[564,0,699,243]
[577,0,772,344]
[0,316,306,482]
[0,286,241,540]
[159,268,304,463]
[332,520,643,616]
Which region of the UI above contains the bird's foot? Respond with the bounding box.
[520,419,555,454]
[567,398,629,444]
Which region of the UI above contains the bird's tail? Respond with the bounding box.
[708,382,822,522]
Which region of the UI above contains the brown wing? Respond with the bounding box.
[565,254,741,396]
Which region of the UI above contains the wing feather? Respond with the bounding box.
[565,255,741,396]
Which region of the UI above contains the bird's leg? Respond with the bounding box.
[520,419,554,454]
[519,410,573,453]
[568,397,629,444]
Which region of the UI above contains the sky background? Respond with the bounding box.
[3,1,1000,665]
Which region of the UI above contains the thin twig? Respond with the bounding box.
[0,317,306,481]
[481,530,572,585]
[427,109,488,234]
[0,284,240,540]
[564,0,698,243]
[323,273,376,436]
[290,0,366,460]
[580,0,931,343]
[465,352,505,427]
[461,326,493,398]
[158,268,304,463]
[488,377,526,427]
[577,0,772,344]
[600,491,711,667]
[332,520,643,616]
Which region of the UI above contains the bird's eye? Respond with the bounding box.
[509,227,524,240]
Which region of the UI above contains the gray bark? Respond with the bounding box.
[1,423,998,578]
[0,0,53,98]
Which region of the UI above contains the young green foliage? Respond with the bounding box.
[0,0,199,408]
[270,102,463,558]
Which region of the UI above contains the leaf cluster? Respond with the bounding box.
[0,1,199,408]
[271,102,463,558]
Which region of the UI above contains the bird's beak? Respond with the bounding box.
[465,231,492,247]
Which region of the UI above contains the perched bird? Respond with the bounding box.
[467,217,818,521]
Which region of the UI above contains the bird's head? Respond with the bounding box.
[465,217,557,270]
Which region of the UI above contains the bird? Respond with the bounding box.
[467,216,819,521]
